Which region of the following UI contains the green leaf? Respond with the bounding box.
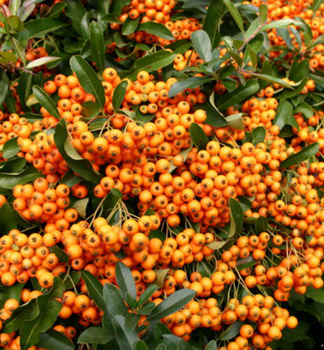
[33,86,60,119]
[294,102,313,119]
[116,262,137,300]
[148,269,170,289]
[11,37,26,66]
[252,126,266,145]
[138,22,174,40]
[70,55,105,110]
[54,119,101,183]
[220,321,244,340]
[169,144,193,173]
[112,315,139,350]
[237,256,257,270]
[237,196,252,212]
[0,158,26,173]
[228,198,243,239]
[64,271,81,291]
[62,170,81,187]
[78,327,114,345]
[168,77,212,98]
[259,4,268,23]
[217,79,259,110]
[207,241,230,250]
[249,72,293,89]
[26,57,61,69]
[24,18,67,38]
[103,283,129,316]
[37,329,75,350]
[64,0,87,36]
[154,323,172,341]
[72,198,89,218]
[0,71,9,106]
[189,123,209,151]
[113,80,128,112]
[226,113,245,130]
[122,17,140,36]
[138,285,158,306]
[203,0,227,48]
[133,340,149,350]
[4,282,25,302]
[20,278,65,350]
[289,60,309,83]
[197,260,214,278]
[260,19,299,32]
[280,143,319,169]
[148,289,196,321]
[255,216,268,234]
[114,0,131,17]
[52,246,69,264]
[90,21,105,73]
[305,288,324,303]
[191,30,212,62]
[274,100,298,130]
[163,335,193,350]
[82,101,100,119]
[222,0,245,33]
[0,166,42,189]
[276,77,308,100]
[3,299,39,333]
[312,0,323,11]
[0,202,17,233]
[2,137,19,160]
[81,271,105,311]
[119,51,176,81]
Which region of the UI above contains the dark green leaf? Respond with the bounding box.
[294,102,313,119]
[37,329,75,350]
[33,86,60,120]
[82,101,100,119]
[62,170,81,187]
[122,17,140,36]
[113,80,128,112]
[103,283,128,316]
[52,246,69,264]
[54,119,101,183]
[119,51,176,81]
[207,241,230,250]
[70,55,105,110]
[112,315,139,350]
[280,143,319,169]
[11,38,26,66]
[81,270,105,311]
[72,198,89,218]
[148,289,196,321]
[260,19,299,32]
[169,77,212,98]
[78,327,114,345]
[226,113,245,130]
[163,335,193,350]
[90,21,105,73]
[237,256,257,270]
[189,123,209,151]
[138,22,174,40]
[24,18,67,38]
[0,71,9,106]
[203,0,227,48]
[274,100,298,130]
[116,262,137,300]
[252,126,266,145]
[289,60,310,83]
[2,137,19,159]
[217,79,259,110]
[4,282,25,302]
[220,321,244,340]
[138,285,158,306]
[64,0,87,36]
[237,196,252,212]
[0,202,17,233]
[222,0,245,33]
[228,198,243,239]
[277,77,308,100]
[133,340,149,350]
[114,0,131,17]
[191,30,212,62]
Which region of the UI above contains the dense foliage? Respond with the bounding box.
[0,0,324,349]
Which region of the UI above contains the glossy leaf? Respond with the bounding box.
[78,327,114,345]
[0,71,9,106]
[228,198,244,239]
[169,77,212,98]
[33,86,60,119]
[64,0,87,36]
[120,51,176,81]
[280,143,319,169]
[24,18,67,38]
[37,329,75,350]
[26,56,61,69]
[0,166,42,189]
[274,100,299,130]
[189,123,209,151]
[90,21,105,73]
[116,262,137,300]
[54,119,101,183]
[203,0,227,48]
[138,22,174,40]
[218,79,259,110]
[148,289,196,321]
[81,271,105,311]
[112,80,128,112]
[226,113,245,130]
[252,126,266,145]
[114,0,131,17]
[103,283,129,316]
[112,315,139,350]
[223,0,245,33]
[70,55,105,110]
